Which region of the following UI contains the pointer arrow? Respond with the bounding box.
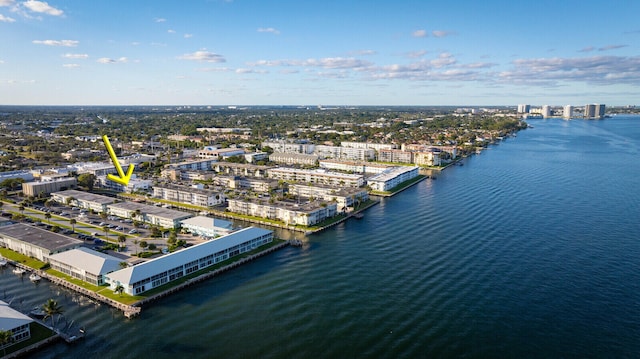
[102,135,134,186]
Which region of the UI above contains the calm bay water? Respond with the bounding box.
[2,116,639,358]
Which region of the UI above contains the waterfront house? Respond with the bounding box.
[47,247,123,285]
[0,300,33,348]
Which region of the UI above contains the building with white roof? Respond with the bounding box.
[267,167,365,188]
[153,183,224,207]
[51,189,116,213]
[0,300,33,348]
[367,166,420,192]
[180,216,235,238]
[107,202,193,229]
[104,227,273,295]
[47,247,123,285]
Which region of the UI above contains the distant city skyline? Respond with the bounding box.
[1,0,639,106]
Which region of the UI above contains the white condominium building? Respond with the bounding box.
[367,166,420,192]
[267,167,365,187]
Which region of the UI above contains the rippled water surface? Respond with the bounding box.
[2,116,639,358]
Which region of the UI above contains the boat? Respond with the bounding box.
[353,212,364,219]
[29,273,42,282]
[12,267,26,275]
[29,307,46,318]
[0,257,7,267]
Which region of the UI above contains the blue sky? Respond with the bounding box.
[1,0,639,106]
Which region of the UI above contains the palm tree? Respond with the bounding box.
[114,284,125,297]
[69,218,76,232]
[44,212,51,224]
[0,329,13,357]
[119,261,128,269]
[117,235,126,252]
[18,205,24,215]
[103,226,110,238]
[133,239,139,255]
[42,299,64,327]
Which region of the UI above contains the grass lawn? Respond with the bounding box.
[0,248,48,269]
[1,322,56,356]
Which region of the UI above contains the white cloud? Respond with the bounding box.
[23,0,63,16]
[349,49,377,56]
[0,0,16,6]
[598,44,627,51]
[33,39,78,47]
[178,50,226,63]
[197,67,231,72]
[578,46,595,52]
[63,63,80,68]
[97,57,128,64]
[168,29,176,34]
[499,55,640,85]
[251,57,371,69]
[62,53,88,59]
[236,68,268,74]
[405,50,428,59]
[0,13,15,22]
[257,27,280,35]
[432,30,456,38]
[412,29,428,38]
[154,17,166,22]
[184,33,193,38]
[430,52,456,68]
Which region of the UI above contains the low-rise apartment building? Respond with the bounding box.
[22,177,77,197]
[267,167,365,188]
[153,183,224,207]
[227,198,337,226]
[269,152,319,166]
[367,166,420,192]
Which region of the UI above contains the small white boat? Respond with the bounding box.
[0,257,7,267]
[29,273,42,282]
[29,307,46,318]
[13,267,26,275]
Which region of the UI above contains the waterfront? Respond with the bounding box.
[2,116,640,358]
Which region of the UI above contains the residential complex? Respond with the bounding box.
[48,247,123,285]
[227,198,338,226]
[267,167,365,188]
[153,183,224,207]
[105,227,273,295]
[367,166,420,192]
[180,216,235,238]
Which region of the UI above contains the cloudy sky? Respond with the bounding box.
[1,0,639,106]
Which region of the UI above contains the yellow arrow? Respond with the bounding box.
[102,135,134,186]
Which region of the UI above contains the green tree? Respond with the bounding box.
[18,205,24,215]
[42,299,64,327]
[77,173,96,190]
[0,329,13,357]
[118,235,126,251]
[114,284,125,297]
[139,241,148,251]
[119,261,128,269]
[44,212,51,224]
[148,243,157,251]
[103,225,110,238]
[69,218,76,232]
